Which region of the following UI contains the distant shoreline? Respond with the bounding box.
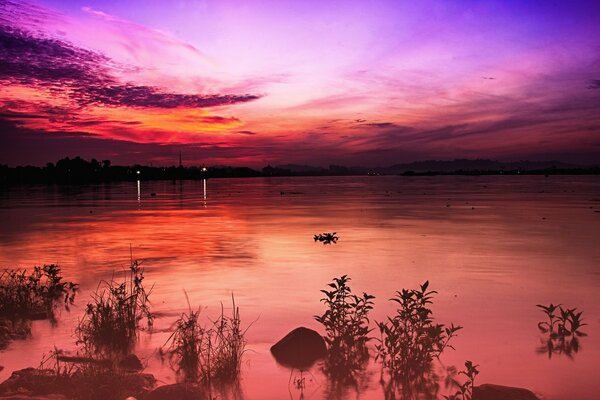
[1,156,598,185]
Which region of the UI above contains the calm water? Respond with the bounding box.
[1,176,599,399]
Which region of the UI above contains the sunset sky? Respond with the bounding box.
[1,0,599,167]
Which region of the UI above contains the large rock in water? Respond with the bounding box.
[142,383,208,400]
[473,384,540,400]
[270,327,327,370]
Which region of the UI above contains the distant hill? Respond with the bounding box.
[272,158,593,176]
[275,164,328,174]
[385,159,579,173]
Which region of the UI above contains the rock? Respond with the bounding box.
[120,354,144,372]
[473,384,540,400]
[0,368,55,395]
[270,327,327,370]
[0,395,68,399]
[0,395,68,400]
[142,383,208,400]
[0,368,156,399]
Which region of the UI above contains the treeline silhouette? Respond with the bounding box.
[0,157,598,185]
[0,157,258,184]
[0,158,372,184]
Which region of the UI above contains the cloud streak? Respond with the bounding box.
[0,26,259,110]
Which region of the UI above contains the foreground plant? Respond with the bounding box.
[76,260,153,356]
[375,281,462,396]
[444,360,480,400]
[536,303,586,358]
[161,295,248,383]
[314,275,375,384]
[0,264,78,320]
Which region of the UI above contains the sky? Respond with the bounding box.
[1,0,599,167]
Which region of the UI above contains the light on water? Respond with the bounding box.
[0,176,599,399]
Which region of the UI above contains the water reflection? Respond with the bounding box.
[379,372,441,400]
[0,176,599,399]
[203,178,207,207]
[0,318,31,350]
[137,179,141,208]
[288,370,321,400]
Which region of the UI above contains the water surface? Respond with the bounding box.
[1,176,599,399]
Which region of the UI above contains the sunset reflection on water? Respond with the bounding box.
[0,176,599,399]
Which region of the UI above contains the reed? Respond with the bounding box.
[76,259,153,356]
[0,264,77,320]
[161,294,248,383]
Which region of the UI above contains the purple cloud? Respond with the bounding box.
[77,85,259,109]
[0,24,260,109]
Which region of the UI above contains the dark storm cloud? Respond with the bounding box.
[0,25,260,109]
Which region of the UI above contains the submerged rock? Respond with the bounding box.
[0,367,156,400]
[142,383,208,400]
[270,327,327,370]
[0,368,55,395]
[0,394,68,400]
[120,354,143,372]
[473,384,540,400]
[0,395,68,399]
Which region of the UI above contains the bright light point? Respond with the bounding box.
[136,170,141,175]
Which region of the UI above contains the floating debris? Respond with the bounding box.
[314,232,338,244]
